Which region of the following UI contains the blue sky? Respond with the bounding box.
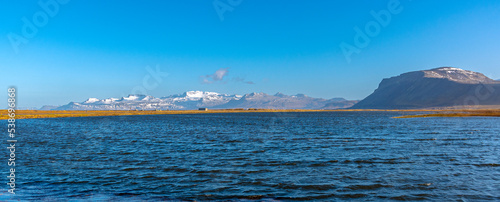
[1,0,500,108]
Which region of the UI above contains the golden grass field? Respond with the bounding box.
[0,109,335,120]
[392,109,500,118]
[1,108,500,120]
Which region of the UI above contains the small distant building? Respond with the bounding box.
[198,108,208,111]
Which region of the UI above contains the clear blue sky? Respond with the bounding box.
[1,0,500,108]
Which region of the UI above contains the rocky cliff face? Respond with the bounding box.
[352,67,500,109]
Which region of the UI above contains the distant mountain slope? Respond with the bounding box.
[52,91,357,110]
[39,105,59,110]
[216,92,353,109]
[321,100,360,109]
[352,67,500,109]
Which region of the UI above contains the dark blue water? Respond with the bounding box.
[1,112,500,201]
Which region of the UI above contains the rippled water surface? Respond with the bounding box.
[2,112,500,200]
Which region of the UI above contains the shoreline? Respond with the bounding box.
[1,109,500,120]
[393,112,500,118]
[0,109,396,120]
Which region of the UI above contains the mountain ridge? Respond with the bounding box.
[49,91,358,110]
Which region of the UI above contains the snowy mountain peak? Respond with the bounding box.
[247,92,265,96]
[177,91,227,98]
[84,98,100,103]
[102,98,119,104]
[185,91,206,98]
[423,67,497,84]
[294,93,308,98]
[121,94,145,100]
[432,67,464,71]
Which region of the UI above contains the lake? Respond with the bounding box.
[1,112,500,200]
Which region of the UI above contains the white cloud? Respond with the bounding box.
[233,77,255,84]
[201,68,229,84]
[201,68,255,84]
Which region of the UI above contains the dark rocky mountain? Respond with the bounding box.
[50,91,358,110]
[352,67,500,109]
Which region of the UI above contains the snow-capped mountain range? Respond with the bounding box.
[49,91,358,110]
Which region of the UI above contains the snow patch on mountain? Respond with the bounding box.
[84,98,100,103]
[423,67,498,84]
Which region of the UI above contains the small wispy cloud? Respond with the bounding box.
[233,77,255,84]
[201,68,255,84]
[201,68,229,84]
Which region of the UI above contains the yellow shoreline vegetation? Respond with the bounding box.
[1,109,342,120]
[1,109,500,120]
[393,109,500,118]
